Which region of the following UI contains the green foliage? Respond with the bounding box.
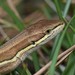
[0,0,75,75]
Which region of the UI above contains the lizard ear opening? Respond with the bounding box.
[31,41,35,45]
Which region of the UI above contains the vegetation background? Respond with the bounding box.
[0,0,75,75]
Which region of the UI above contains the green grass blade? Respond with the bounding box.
[53,0,63,19]
[31,52,40,72]
[63,0,71,18]
[0,0,24,31]
[62,18,75,75]
[48,15,75,75]
[41,4,51,19]
[22,63,32,75]
[42,45,49,55]
[62,53,75,75]
[49,34,60,60]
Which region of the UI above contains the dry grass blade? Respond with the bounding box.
[34,45,75,75]
[0,26,10,41]
[7,0,22,20]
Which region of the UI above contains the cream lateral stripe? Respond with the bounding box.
[0,20,65,74]
[0,24,64,66]
[0,21,62,53]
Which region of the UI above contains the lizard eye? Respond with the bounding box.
[46,30,51,34]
